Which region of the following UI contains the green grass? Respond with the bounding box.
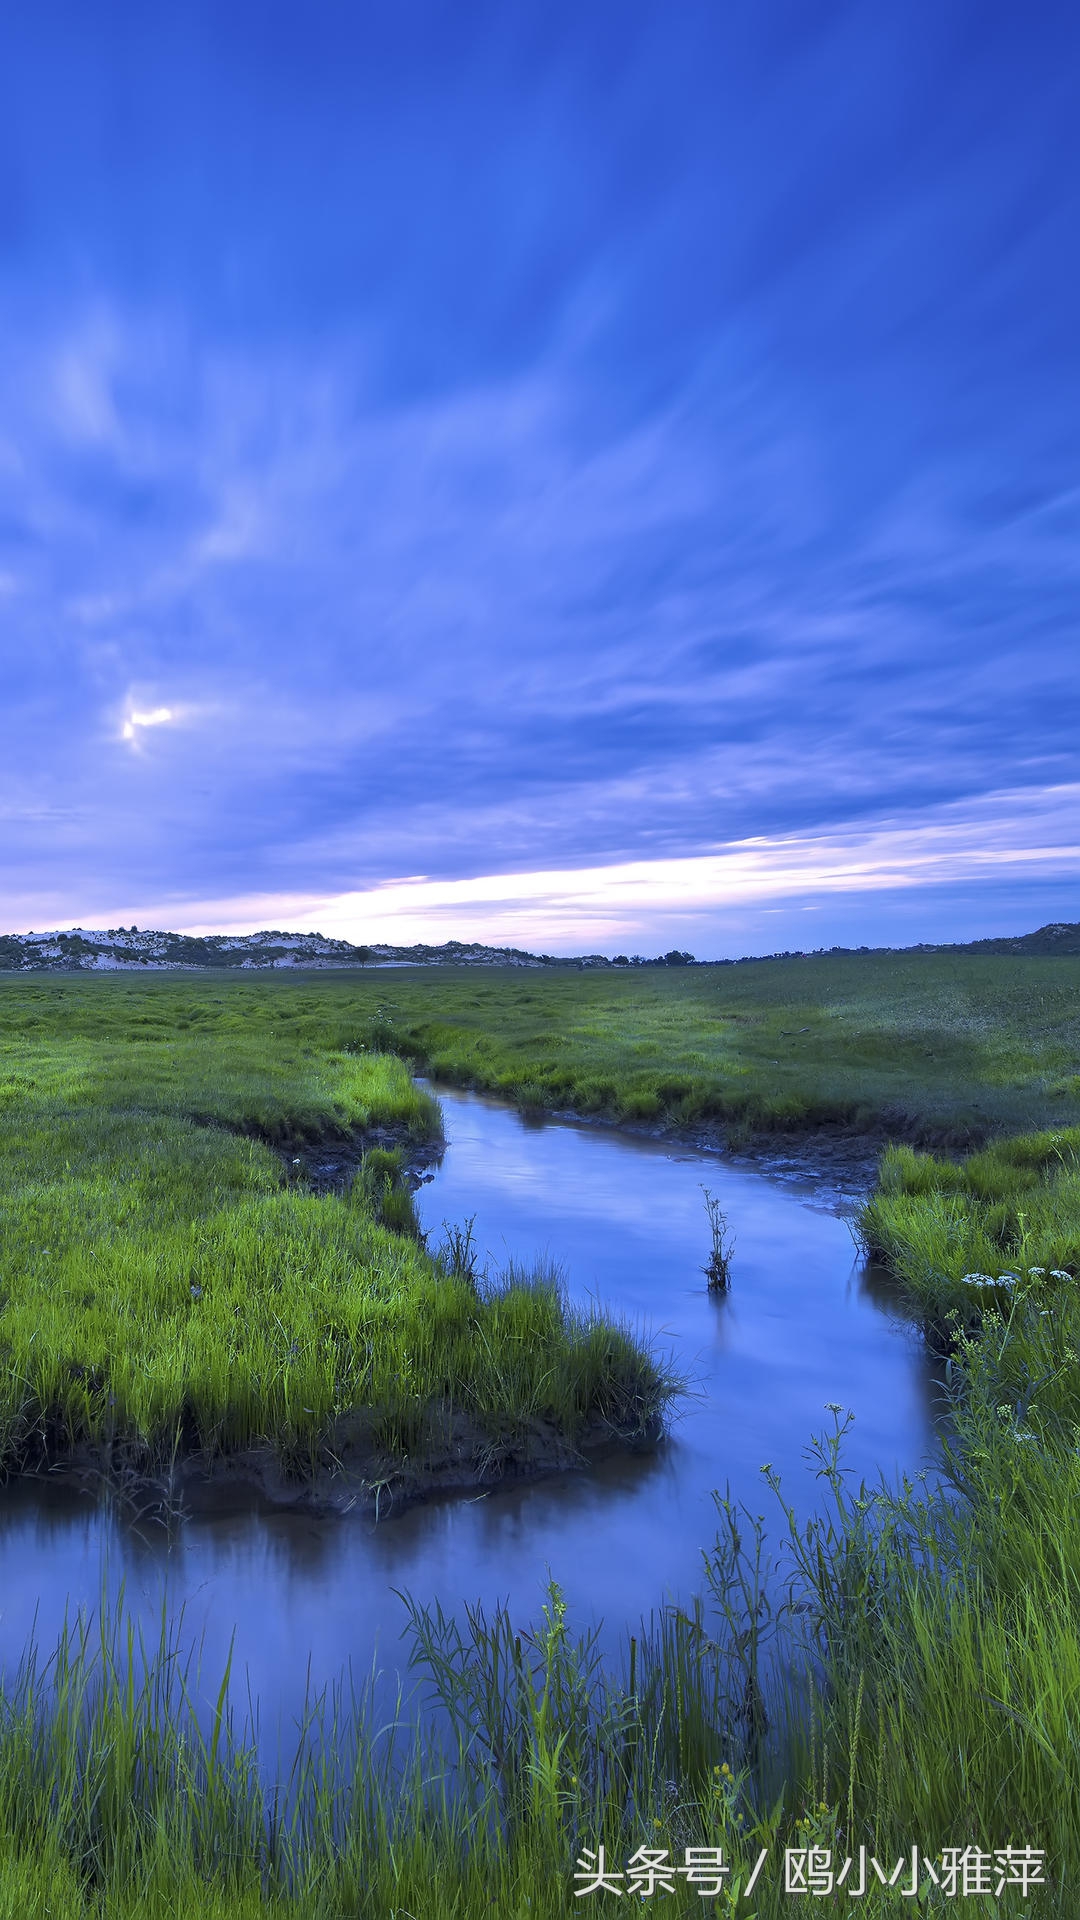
[1,965,1079,1912]
[6,947,1080,1145]
[861,1126,1080,1333]
[820,1125,1080,1915]
[370,948,1080,1143]
[0,980,674,1496]
[0,1542,1038,1920]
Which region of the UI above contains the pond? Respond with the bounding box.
[0,1085,944,1762]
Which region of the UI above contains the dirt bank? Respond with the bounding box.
[22,1404,666,1526]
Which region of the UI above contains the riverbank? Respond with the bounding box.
[22,1400,664,1524]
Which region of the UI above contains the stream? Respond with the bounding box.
[0,1085,944,1760]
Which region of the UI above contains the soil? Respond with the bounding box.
[24,1406,665,1526]
[277,1123,444,1196]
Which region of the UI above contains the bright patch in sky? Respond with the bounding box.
[121,708,175,742]
[1,4,1077,954]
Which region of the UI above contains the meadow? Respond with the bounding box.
[72,945,1075,1146]
[8,947,1080,1145]
[0,957,1078,1914]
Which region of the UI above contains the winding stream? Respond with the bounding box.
[0,1086,944,1758]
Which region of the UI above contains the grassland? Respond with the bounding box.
[7,947,1080,1147]
[30,946,1069,1147]
[0,974,673,1512]
[1,959,1078,1913]
[370,947,1080,1145]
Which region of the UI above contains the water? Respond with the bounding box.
[0,1086,943,1759]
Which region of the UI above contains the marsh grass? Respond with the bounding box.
[436,1213,482,1284]
[6,947,1080,1147]
[860,1127,1080,1337]
[0,1577,730,1917]
[818,1122,1080,1912]
[311,947,1080,1144]
[0,989,675,1495]
[701,1188,735,1290]
[351,1144,424,1237]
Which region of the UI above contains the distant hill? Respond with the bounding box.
[0,926,698,973]
[712,922,1080,963]
[0,920,1077,973]
[931,920,1080,957]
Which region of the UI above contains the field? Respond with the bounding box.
[80,946,1075,1146]
[8,949,1080,1147]
[0,956,1077,1914]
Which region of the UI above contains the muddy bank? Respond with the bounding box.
[648,1109,980,1203]
[636,1117,886,1203]
[19,1403,666,1526]
[217,1079,963,1222]
[276,1123,444,1197]
[462,1097,981,1212]
[191,1110,445,1197]
[450,1098,887,1209]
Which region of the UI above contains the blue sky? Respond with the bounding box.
[2,1,1078,957]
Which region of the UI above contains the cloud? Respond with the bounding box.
[23,781,1071,957]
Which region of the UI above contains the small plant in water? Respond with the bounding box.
[701,1187,735,1290]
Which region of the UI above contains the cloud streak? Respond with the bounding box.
[9,782,1075,958]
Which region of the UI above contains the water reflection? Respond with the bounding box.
[0,1086,945,1759]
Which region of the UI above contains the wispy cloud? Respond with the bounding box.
[13,783,1072,956]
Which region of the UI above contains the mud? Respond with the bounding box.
[20,1405,665,1527]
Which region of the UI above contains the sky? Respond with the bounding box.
[1,1,1078,959]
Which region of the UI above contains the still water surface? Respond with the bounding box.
[0,1087,943,1754]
